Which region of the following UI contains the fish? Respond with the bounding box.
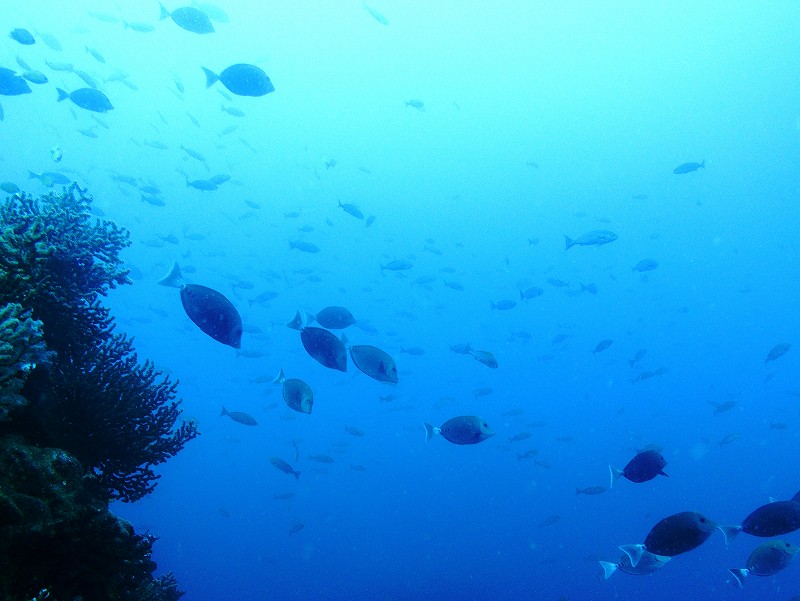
[45,60,74,72]
[157,262,243,348]
[39,32,62,50]
[316,306,356,329]
[609,450,668,487]
[9,28,35,45]
[124,22,157,33]
[424,416,494,445]
[0,181,19,193]
[160,3,215,33]
[719,432,741,446]
[638,511,718,558]
[673,160,705,174]
[593,339,613,354]
[22,70,48,85]
[350,345,398,384]
[469,350,498,368]
[300,327,347,372]
[599,545,671,579]
[709,400,736,415]
[186,179,217,191]
[363,2,389,24]
[400,346,425,356]
[289,523,305,536]
[405,99,424,110]
[633,258,659,272]
[576,486,606,495]
[538,515,561,528]
[338,200,364,219]
[0,68,32,96]
[380,259,413,272]
[180,145,206,162]
[194,2,229,23]
[491,300,517,310]
[28,171,71,186]
[508,431,531,442]
[519,286,544,300]
[57,88,113,112]
[765,343,791,363]
[718,491,800,542]
[289,240,320,253]
[564,230,618,250]
[273,368,313,414]
[308,454,335,464]
[221,104,245,117]
[270,457,301,480]
[450,343,472,354]
[444,280,464,291]
[141,194,166,207]
[86,46,106,63]
[728,540,799,587]
[203,64,274,97]
[546,277,569,287]
[220,406,257,425]
[628,348,647,367]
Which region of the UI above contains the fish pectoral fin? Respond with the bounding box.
[659,470,669,477]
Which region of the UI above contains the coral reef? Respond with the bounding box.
[0,185,196,601]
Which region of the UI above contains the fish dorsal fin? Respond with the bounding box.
[341,333,350,349]
[157,261,184,288]
[272,368,285,384]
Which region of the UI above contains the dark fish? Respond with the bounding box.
[203,64,274,97]
[628,348,647,367]
[599,545,670,579]
[564,230,618,250]
[308,454,335,464]
[539,515,561,528]
[729,540,799,587]
[673,160,705,174]
[273,368,313,414]
[380,259,413,272]
[270,457,301,479]
[0,68,32,96]
[593,339,613,354]
[508,431,531,442]
[160,3,215,33]
[187,178,218,191]
[10,28,35,45]
[718,491,800,542]
[220,406,257,426]
[519,286,544,300]
[289,240,320,253]
[491,299,517,310]
[641,511,718,557]
[338,200,364,219]
[289,523,305,535]
[157,262,243,348]
[300,327,347,371]
[316,306,356,329]
[609,450,668,487]
[57,87,113,112]
[765,343,791,363]
[547,277,569,287]
[633,258,659,272]
[709,400,736,415]
[350,345,398,384]
[208,173,231,186]
[345,425,365,436]
[450,343,472,354]
[576,486,606,495]
[424,415,494,445]
[469,349,498,368]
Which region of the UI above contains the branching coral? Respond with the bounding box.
[0,302,49,397]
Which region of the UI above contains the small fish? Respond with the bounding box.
[400,346,425,356]
[363,2,389,25]
[270,457,301,479]
[380,259,413,272]
[519,286,543,300]
[633,258,659,272]
[719,432,741,446]
[576,486,606,495]
[338,200,364,219]
[628,348,647,367]
[10,28,35,45]
[539,515,561,528]
[0,181,20,194]
[490,299,517,310]
[57,88,113,113]
[564,230,618,250]
[593,339,613,354]
[308,454,335,464]
[424,415,494,445]
[765,343,791,363]
[469,350,498,368]
[289,523,305,536]
[203,64,274,97]
[220,406,257,426]
[160,3,215,34]
[350,345,398,384]
[273,368,313,414]
[299,327,347,372]
[609,450,668,488]
[547,277,569,287]
[86,46,106,63]
[729,540,799,587]
[673,160,705,174]
[405,99,424,110]
[345,425,365,437]
[125,21,157,33]
[709,400,736,415]
[509,431,532,443]
[290,240,320,253]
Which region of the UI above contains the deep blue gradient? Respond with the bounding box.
[2,2,800,600]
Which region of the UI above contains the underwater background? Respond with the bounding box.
[2,1,800,600]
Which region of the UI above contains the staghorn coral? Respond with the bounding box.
[0,302,50,419]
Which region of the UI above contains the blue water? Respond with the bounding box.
[3,2,800,599]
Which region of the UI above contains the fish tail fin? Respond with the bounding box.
[564,235,574,250]
[609,465,623,488]
[272,368,285,384]
[700,159,706,169]
[159,3,170,20]
[519,290,525,301]
[620,543,644,568]
[628,358,635,367]
[156,261,184,288]
[56,88,68,102]
[728,568,747,588]
[201,67,218,88]
[717,524,741,546]
[27,170,39,179]
[598,561,618,580]
[293,470,301,480]
[220,406,228,416]
[423,422,437,442]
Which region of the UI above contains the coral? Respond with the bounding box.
[0,302,50,419]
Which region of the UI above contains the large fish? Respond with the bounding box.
[57,87,113,112]
[718,491,800,542]
[300,327,347,371]
[609,450,668,488]
[564,230,618,250]
[0,68,32,96]
[424,416,494,445]
[638,511,718,558]
[158,262,242,348]
[729,540,799,587]
[273,368,313,414]
[160,3,214,33]
[202,64,274,97]
[350,345,398,384]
